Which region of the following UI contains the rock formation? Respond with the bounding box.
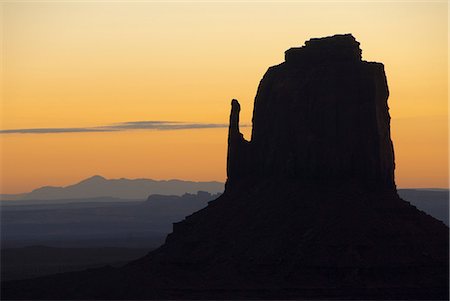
[227,34,394,192]
[2,34,448,300]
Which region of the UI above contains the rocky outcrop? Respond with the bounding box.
[227,34,395,192]
[226,99,251,188]
[2,34,448,300]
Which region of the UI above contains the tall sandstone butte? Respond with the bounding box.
[227,34,394,191]
[2,34,448,300]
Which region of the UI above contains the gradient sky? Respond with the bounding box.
[1,1,448,193]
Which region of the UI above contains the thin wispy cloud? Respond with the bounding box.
[0,121,247,135]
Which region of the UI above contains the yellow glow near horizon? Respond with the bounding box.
[1,2,448,193]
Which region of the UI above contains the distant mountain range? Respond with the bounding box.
[0,176,224,201]
[0,176,447,228]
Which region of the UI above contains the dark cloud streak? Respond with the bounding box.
[0,121,246,135]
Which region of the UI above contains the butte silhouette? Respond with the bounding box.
[2,34,448,300]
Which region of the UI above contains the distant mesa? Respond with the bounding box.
[1,176,224,201]
[2,34,448,300]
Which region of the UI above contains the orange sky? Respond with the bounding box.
[1,1,448,193]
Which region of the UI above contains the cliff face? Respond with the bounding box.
[227,34,394,191]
